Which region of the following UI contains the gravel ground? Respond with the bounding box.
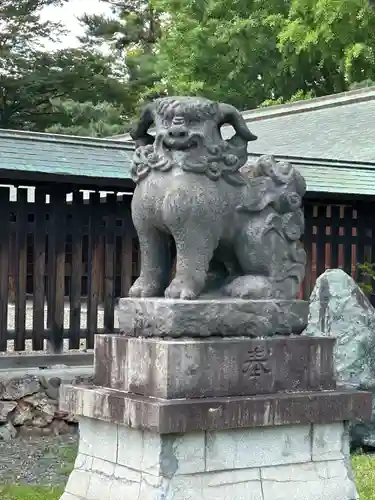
[0,432,78,486]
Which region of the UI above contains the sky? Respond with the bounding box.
[40,0,111,48]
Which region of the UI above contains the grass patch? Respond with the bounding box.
[1,454,374,499]
[352,453,375,500]
[0,485,64,500]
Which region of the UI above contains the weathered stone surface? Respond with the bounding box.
[60,383,371,434]
[0,422,17,441]
[0,375,40,400]
[95,335,335,398]
[128,97,306,301]
[0,402,17,423]
[116,297,308,338]
[60,418,357,500]
[23,393,57,424]
[11,401,33,426]
[304,268,375,448]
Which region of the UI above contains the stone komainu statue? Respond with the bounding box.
[128,96,306,300]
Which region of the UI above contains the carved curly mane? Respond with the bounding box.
[131,96,251,186]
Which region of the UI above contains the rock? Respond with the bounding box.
[0,375,40,400]
[304,268,375,447]
[32,415,50,428]
[0,402,17,423]
[0,422,17,441]
[23,393,57,424]
[50,419,74,436]
[11,401,33,426]
[39,376,61,400]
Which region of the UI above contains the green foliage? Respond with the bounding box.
[151,0,375,110]
[46,100,129,137]
[260,90,315,108]
[357,262,375,295]
[152,0,289,110]
[277,0,375,96]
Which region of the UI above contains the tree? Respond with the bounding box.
[46,99,130,137]
[0,0,131,132]
[80,0,162,108]
[152,0,375,110]
[277,0,375,96]
[151,0,290,110]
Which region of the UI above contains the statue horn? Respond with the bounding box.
[218,103,257,142]
[130,102,156,147]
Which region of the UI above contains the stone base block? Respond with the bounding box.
[60,417,359,500]
[94,335,336,398]
[116,297,308,338]
[60,384,371,433]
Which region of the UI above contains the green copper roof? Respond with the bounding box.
[0,129,134,183]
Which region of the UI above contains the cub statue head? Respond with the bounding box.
[130,96,257,185]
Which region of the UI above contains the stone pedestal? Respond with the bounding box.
[59,299,372,500]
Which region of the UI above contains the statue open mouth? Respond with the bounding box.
[162,135,199,151]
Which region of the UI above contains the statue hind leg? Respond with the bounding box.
[224,221,302,300]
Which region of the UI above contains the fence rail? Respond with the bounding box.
[0,187,372,353]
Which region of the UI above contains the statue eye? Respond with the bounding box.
[162,118,170,127]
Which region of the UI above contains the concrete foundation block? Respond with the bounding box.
[261,461,359,500]
[312,422,346,461]
[206,424,311,471]
[60,418,359,500]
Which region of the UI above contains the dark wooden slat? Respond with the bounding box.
[355,202,366,281]
[14,188,28,351]
[69,191,83,349]
[343,205,353,276]
[48,189,66,353]
[0,352,94,370]
[315,205,327,279]
[46,196,56,330]
[32,189,47,351]
[302,202,314,300]
[0,187,10,351]
[104,194,116,332]
[120,197,134,297]
[329,205,341,269]
[87,192,101,349]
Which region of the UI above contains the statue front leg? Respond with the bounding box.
[165,226,217,300]
[129,226,171,298]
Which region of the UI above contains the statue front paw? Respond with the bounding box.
[165,278,198,300]
[128,277,164,298]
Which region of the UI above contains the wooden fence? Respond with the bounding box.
[0,188,372,353]
[302,200,374,299]
[0,186,138,353]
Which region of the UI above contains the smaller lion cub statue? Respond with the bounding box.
[128,96,306,300]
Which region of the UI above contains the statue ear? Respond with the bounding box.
[217,103,257,142]
[130,102,156,148]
